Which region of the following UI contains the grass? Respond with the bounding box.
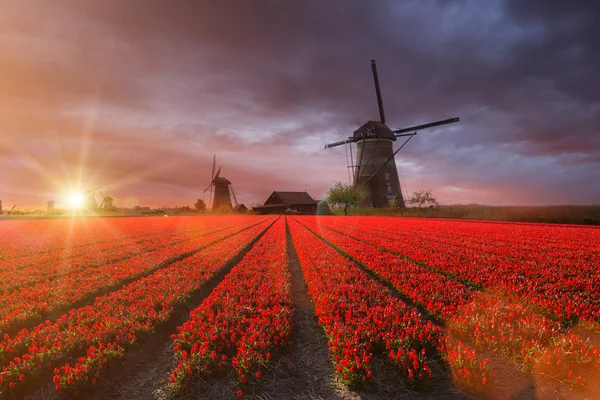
[331,204,600,225]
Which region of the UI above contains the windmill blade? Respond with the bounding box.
[203,183,212,193]
[213,167,221,180]
[85,185,103,194]
[211,154,216,180]
[230,185,238,206]
[394,117,459,135]
[100,199,105,209]
[371,59,386,124]
[324,138,356,149]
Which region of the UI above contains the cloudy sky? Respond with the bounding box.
[0,0,598,208]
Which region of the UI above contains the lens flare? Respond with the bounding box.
[68,192,85,209]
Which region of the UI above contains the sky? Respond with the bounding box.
[0,0,598,208]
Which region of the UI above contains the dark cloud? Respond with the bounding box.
[0,0,598,208]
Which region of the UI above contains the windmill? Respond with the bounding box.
[46,192,56,213]
[203,155,238,210]
[78,172,103,210]
[82,186,103,210]
[99,190,115,211]
[324,59,459,208]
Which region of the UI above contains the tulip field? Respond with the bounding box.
[0,215,599,399]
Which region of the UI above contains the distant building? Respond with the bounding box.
[233,203,248,213]
[252,191,317,215]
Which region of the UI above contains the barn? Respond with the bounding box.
[233,203,248,213]
[252,191,317,215]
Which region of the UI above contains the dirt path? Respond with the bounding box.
[236,218,354,400]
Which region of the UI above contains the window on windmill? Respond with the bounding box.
[387,186,392,194]
[384,172,390,181]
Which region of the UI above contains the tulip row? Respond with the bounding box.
[295,218,491,388]
[330,217,600,283]
[447,292,600,390]
[0,216,245,269]
[0,218,273,397]
[297,217,473,319]
[302,217,600,391]
[287,217,445,387]
[169,217,292,393]
[0,217,267,338]
[0,225,182,272]
[0,230,182,292]
[312,217,600,323]
[0,217,251,292]
[0,216,183,260]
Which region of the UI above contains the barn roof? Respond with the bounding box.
[271,191,317,205]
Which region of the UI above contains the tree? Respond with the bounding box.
[408,189,437,208]
[326,181,365,216]
[194,199,206,212]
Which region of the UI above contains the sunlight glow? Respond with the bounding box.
[68,192,85,209]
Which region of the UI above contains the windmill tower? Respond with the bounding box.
[204,155,238,210]
[46,192,56,213]
[82,186,102,210]
[324,60,459,208]
[80,173,103,210]
[99,191,115,211]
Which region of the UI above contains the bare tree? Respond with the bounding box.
[408,189,437,208]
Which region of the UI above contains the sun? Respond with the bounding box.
[68,192,85,209]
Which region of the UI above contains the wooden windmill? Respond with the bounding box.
[203,155,238,210]
[324,60,459,208]
[80,172,103,210]
[99,190,115,211]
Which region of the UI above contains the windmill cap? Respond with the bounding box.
[353,120,396,140]
[213,176,231,185]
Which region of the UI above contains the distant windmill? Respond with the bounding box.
[203,155,238,210]
[324,59,459,208]
[79,172,103,210]
[99,190,115,211]
[83,186,103,210]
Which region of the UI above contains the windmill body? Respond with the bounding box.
[204,156,238,210]
[212,177,233,209]
[353,121,404,207]
[99,191,115,211]
[324,60,459,208]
